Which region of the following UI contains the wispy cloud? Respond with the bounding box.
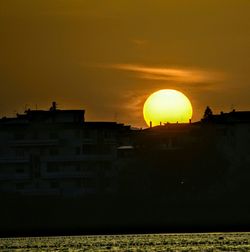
[108,64,224,84]
[131,39,148,46]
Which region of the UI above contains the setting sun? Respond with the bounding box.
[143,89,193,127]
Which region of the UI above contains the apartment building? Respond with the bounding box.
[0,103,131,197]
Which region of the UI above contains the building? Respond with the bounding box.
[1,105,250,234]
[201,110,250,193]
[1,103,250,199]
[117,110,250,199]
[0,102,131,197]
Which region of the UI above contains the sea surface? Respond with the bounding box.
[0,232,250,251]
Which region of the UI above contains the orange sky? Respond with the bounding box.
[0,0,250,127]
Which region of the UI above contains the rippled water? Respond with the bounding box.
[0,233,250,251]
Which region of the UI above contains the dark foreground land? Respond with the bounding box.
[1,194,250,237]
[0,233,250,251]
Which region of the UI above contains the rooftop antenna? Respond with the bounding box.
[114,112,118,122]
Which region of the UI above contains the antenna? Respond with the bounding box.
[114,112,118,122]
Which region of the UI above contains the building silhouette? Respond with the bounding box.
[0,103,130,197]
[0,104,250,235]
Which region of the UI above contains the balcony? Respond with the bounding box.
[0,173,30,181]
[43,171,95,179]
[9,139,59,147]
[61,187,97,196]
[20,188,60,196]
[0,158,29,164]
[44,154,115,162]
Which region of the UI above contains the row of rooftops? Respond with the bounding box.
[1,102,250,128]
[0,110,85,125]
[0,102,130,130]
[202,110,250,124]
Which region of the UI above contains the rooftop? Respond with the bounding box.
[202,110,250,124]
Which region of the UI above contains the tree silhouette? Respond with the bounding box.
[203,106,213,120]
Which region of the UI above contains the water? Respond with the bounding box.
[0,233,250,251]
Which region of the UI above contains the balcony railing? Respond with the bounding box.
[0,173,30,180]
[9,139,59,147]
[44,154,115,162]
[20,188,60,196]
[0,158,29,164]
[42,171,95,179]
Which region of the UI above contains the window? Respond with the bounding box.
[50,181,59,188]
[49,132,58,139]
[101,144,112,154]
[105,178,112,187]
[76,179,83,187]
[32,131,38,140]
[84,178,95,187]
[15,148,25,157]
[82,144,96,155]
[75,164,81,171]
[40,148,46,156]
[75,147,81,155]
[49,148,59,156]
[217,128,227,136]
[82,129,91,139]
[102,162,111,170]
[47,163,59,172]
[14,133,25,140]
[16,168,25,173]
[75,130,80,138]
[80,162,92,172]
[16,183,27,190]
[104,130,113,139]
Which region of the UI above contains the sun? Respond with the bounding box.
[143,89,193,127]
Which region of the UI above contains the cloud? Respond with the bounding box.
[108,64,224,84]
[131,39,148,46]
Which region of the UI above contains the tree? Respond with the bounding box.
[203,106,213,120]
